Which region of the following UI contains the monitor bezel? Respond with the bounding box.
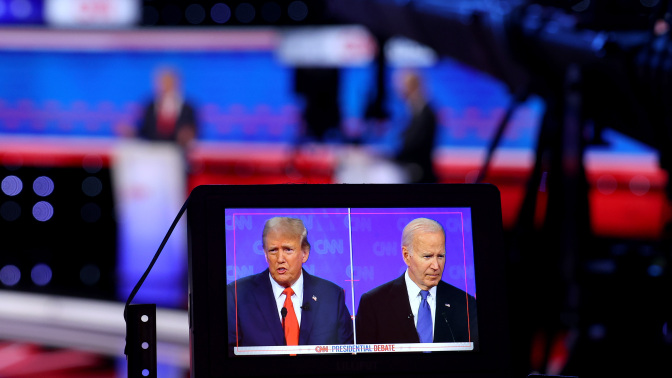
[187,183,511,378]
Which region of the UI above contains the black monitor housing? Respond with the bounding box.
[187,183,511,378]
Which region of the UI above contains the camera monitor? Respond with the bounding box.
[187,183,510,377]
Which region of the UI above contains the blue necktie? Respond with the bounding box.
[417,290,432,343]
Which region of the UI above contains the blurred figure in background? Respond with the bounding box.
[137,67,198,150]
[112,67,195,309]
[334,70,439,184]
[394,70,438,183]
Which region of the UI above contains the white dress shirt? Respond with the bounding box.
[270,272,304,326]
[404,270,437,340]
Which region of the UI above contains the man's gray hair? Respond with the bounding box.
[262,217,310,251]
[401,218,445,255]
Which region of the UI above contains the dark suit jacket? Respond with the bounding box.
[138,100,197,142]
[356,274,478,349]
[227,269,354,354]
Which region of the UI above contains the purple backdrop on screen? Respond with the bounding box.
[225,207,475,317]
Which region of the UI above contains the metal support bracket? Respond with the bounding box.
[126,304,157,378]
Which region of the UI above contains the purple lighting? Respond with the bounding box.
[31,263,52,286]
[1,175,22,196]
[33,176,54,197]
[32,201,53,222]
[0,265,20,286]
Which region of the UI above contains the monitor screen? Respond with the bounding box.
[188,184,510,377]
[226,207,477,355]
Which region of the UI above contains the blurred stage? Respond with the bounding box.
[0,5,671,376]
[1,134,667,238]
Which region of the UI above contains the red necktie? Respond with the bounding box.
[282,287,300,346]
[156,101,177,138]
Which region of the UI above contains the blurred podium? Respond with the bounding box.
[111,141,188,308]
[334,146,409,184]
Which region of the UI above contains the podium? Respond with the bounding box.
[112,141,188,307]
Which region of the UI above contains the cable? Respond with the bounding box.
[476,85,529,183]
[123,194,191,357]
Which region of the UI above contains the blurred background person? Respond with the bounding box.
[393,70,438,184]
[111,66,195,315]
[137,67,198,150]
